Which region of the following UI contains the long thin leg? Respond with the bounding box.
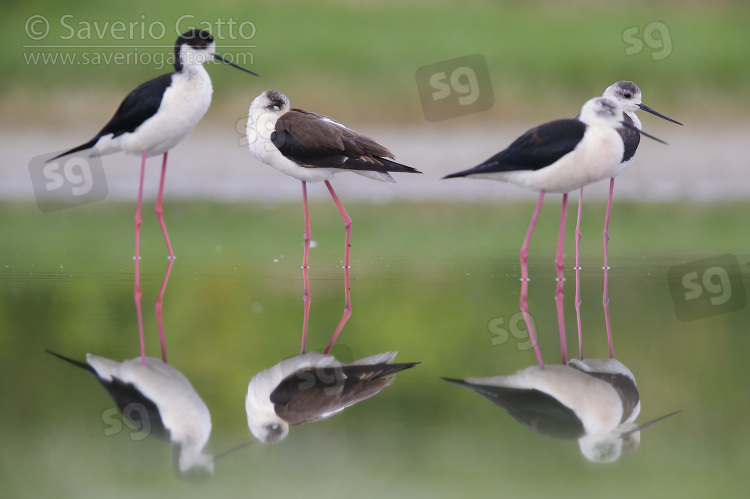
[324,180,352,269]
[574,187,584,360]
[134,151,147,365]
[554,193,568,365]
[323,180,352,354]
[154,152,172,364]
[302,181,311,270]
[324,265,351,355]
[520,191,545,369]
[300,181,312,354]
[603,177,615,358]
[301,265,311,354]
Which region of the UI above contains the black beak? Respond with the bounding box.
[214,54,259,76]
[637,103,683,126]
[621,121,668,145]
[212,441,253,462]
[621,410,682,437]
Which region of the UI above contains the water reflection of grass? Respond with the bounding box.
[1,200,748,497]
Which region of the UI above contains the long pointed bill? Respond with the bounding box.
[212,441,253,462]
[621,121,668,145]
[213,54,259,76]
[621,410,682,436]
[638,103,683,126]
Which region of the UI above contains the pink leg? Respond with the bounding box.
[154,152,172,364]
[520,191,545,369]
[134,151,147,365]
[301,265,311,354]
[324,265,351,355]
[603,178,615,358]
[302,181,311,269]
[300,182,312,354]
[554,193,569,365]
[324,180,352,269]
[574,188,583,360]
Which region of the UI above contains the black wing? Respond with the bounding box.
[271,361,419,425]
[46,350,170,441]
[102,377,170,441]
[618,113,640,163]
[443,378,585,439]
[272,109,420,174]
[443,119,586,178]
[49,73,173,161]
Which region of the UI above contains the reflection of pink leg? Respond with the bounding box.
[324,180,352,269]
[300,181,312,354]
[574,188,583,360]
[520,191,545,369]
[154,152,172,364]
[302,181,311,270]
[301,265,311,354]
[135,151,147,365]
[554,194,568,365]
[603,178,615,358]
[324,265,351,355]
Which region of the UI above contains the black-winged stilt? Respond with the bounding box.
[47,350,214,478]
[573,81,682,360]
[443,97,666,369]
[444,358,680,462]
[48,30,257,365]
[246,90,421,352]
[245,351,418,443]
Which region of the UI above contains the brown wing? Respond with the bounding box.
[271,109,420,174]
[270,361,419,425]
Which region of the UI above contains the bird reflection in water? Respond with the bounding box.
[445,358,679,462]
[246,351,418,444]
[46,350,217,479]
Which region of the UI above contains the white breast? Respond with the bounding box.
[486,125,624,194]
[117,68,213,157]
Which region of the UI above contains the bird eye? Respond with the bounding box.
[623,93,632,99]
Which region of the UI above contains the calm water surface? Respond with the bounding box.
[2,231,748,498]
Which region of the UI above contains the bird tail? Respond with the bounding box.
[46,137,99,163]
[442,377,469,386]
[343,361,420,380]
[376,157,421,174]
[442,169,473,179]
[45,349,95,374]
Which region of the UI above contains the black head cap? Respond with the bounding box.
[265,90,288,110]
[614,81,640,99]
[174,29,214,71]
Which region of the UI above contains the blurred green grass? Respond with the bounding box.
[6,0,750,125]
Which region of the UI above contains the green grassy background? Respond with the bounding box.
[6,0,750,125]
[3,1,750,496]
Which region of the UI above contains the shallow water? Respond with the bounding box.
[1,201,749,499]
